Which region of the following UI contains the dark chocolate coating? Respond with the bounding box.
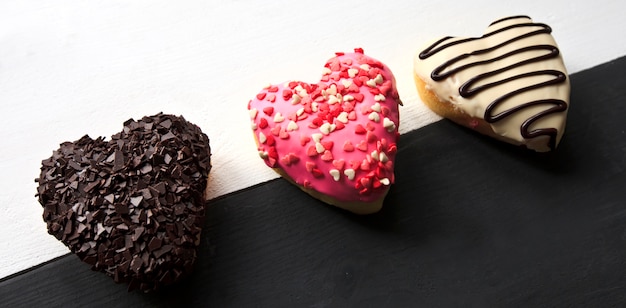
[35,113,212,292]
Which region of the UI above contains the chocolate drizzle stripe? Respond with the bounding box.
[520,99,568,150]
[433,44,559,82]
[419,22,552,62]
[418,16,568,150]
[458,47,561,97]
[489,15,532,26]
[478,71,566,122]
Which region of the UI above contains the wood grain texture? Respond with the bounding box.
[2,56,625,306]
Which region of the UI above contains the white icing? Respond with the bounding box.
[414,16,570,152]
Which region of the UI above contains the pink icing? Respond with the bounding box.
[248,48,401,203]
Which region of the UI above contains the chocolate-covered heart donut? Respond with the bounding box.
[35,113,211,292]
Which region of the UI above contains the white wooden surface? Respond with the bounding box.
[1,0,625,279]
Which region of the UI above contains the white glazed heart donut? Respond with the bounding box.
[414,15,570,152]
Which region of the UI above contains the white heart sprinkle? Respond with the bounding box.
[368,111,380,122]
[315,142,325,154]
[348,68,359,78]
[273,112,284,123]
[337,112,349,124]
[327,84,337,95]
[311,133,323,143]
[374,74,384,84]
[374,94,386,102]
[328,95,339,105]
[360,64,371,71]
[322,67,332,75]
[258,151,268,159]
[341,79,353,88]
[371,150,379,161]
[329,169,341,181]
[258,132,267,144]
[383,117,396,132]
[249,108,258,119]
[291,94,301,105]
[287,121,298,131]
[379,178,390,186]
[343,95,354,101]
[371,102,381,112]
[366,79,377,88]
[344,169,355,180]
[320,123,331,135]
[379,152,389,163]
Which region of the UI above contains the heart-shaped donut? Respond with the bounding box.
[248,48,401,214]
[414,15,570,152]
[35,113,212,292]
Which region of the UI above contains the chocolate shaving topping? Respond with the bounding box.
[35,113,212,292]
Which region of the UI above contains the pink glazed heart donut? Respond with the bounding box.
[248,48,402,214]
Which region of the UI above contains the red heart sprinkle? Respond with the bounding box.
[343,141,355,152]
[259,118,268,129]
[355,124,366,134]
[332,159,345,170]
[356,140,368,152]
[321,150,333,161]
